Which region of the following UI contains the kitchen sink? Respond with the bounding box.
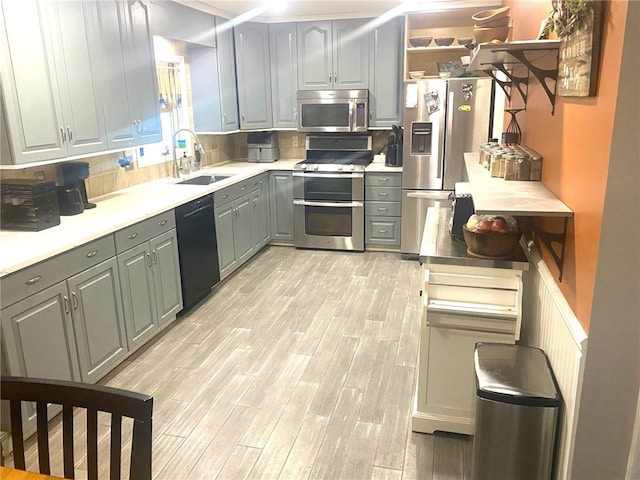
[177,174,232,185]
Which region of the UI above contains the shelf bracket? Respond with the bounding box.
[508,49,559,115]
[485,63,529,107]
[522,217,569,282]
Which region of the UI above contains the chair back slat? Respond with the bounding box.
[1,376,153,480]
[87,408,98,480]
[9,399,26,470]
[110,414,122,480]
[36,402,51,474]
[62,405,75,479]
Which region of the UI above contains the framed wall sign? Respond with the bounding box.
[557,1,604,97]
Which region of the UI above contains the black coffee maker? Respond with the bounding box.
[59,162,96,211]
[385,124,403,167]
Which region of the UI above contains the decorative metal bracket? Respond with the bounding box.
[521,217,570,282]
[485,63,529,106]
[508,49,559,115]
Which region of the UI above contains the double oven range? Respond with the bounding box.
[293,135,372,251]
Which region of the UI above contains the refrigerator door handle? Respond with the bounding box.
[441,90,455,180]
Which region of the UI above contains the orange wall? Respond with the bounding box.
[504,0,629,332]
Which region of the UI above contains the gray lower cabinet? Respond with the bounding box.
[215,192,253,280]
[269,171,294,242]
[66,258,128,383]
[117,225,182,351]
[365,172,402,247]
[250,174,271,250]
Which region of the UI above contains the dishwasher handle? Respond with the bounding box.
[182,204,213,219]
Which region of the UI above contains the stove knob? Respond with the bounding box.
[337,165,343,171]
[313,164,319,171]
[300,164,307,170]
[349,164,356,171]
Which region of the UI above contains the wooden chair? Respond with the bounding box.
[0,376,153,480]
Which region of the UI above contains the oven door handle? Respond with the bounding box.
[292,172,364,179]
[293,200,364,208]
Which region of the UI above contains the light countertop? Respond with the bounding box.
[0,159,300,277]
[464,153,572,217]
[419,207,529,271]
[365,163,403,173]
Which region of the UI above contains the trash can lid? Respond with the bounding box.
[474,343,561,407]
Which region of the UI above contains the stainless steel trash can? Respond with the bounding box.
[472,343,560,480]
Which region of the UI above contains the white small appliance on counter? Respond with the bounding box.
[247,132,279,163]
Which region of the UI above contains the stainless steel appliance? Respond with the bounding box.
[401,78,493,256]
[174,194,220,312]
[293,134,372,251]
[297,89,368,133]
[247,132,279,163]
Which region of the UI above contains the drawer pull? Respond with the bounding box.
[378,178,389,183]
[86,250,98,258]
[378,193,389,197]
[378,207,388,212]
[128,233,138,240]
[223,194,229,199]
[241,185,246,190]
[159,220,168,226]
[378,229,388,234]
[25,276,42,285]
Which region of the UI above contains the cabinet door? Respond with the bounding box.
[215,202,238,279]
[1,282,80,382]
[120,0,162,144]
[117,242,158,350]
[67,258,127,383]
[150,229,183,326]
[369,17,404,127]
[0,0,67,163]
[250,183,270,250]
[96,0,137,148]
[269,171,294,241]
[216,16,239,132]
[297,21,332,90]
[269,23,298,128]
[333,19,369,89]
[235,194,254,266]
[235,22,273,130]
[46,0,108,156]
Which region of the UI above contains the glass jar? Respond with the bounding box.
[515,153,531,181]
[503,154,517,180]
[489,149,504,177]
[529,153,543,181]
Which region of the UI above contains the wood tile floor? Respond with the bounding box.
[12,246,473,479]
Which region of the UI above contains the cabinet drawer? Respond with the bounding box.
[365,201,402,217]
[365,216,401,245]
[426,311,517,336]
[365,186,402,202]
[114,211,175,253]
[426,269,521,291]
[215,175,263,205]
[427,283,519,309]
[1,235,116,307]
[365,173,402,187]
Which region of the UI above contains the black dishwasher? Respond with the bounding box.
[175,194,220,312]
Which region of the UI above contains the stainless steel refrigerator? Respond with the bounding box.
[401,77,493,255]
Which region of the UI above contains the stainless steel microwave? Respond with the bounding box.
[297,89,369,133]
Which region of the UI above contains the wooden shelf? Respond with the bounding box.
[407,45,470,53]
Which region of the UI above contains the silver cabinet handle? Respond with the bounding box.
[241,113,245,122]
[146,252,152,268]
[66,126,72,142]
[369,110,373,120]
[71,292,78,310]
[378,192,389,197]
[253,181,260,186]
[241,185,246,190]
[294,108,297,119]
[63,295,70,314]
[159,220,168,226]
[378,207,388,212]
[378,178,390,183]
[334,72,337,83]
[128,233,138,240]
[152,250,158,264]
[222,194,229,199]
[378,230,388,234]
[223,113,227,122]
[25,275,42,285]
[86,250,98,258]
[60,127,67,143]
[328,73,332,83]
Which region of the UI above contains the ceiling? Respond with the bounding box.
[171,0,501,22]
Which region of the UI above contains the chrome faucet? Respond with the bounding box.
[172,128,205,178]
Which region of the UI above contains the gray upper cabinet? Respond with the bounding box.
[189,16,239,133]
[369,17,404,128]
[235,22,273,130]
[96,0,161,149]
[1,282,81,382]
[269,23,298,129]
[67,258,128,383]
[0,0,107,164]
[297,19,369,91]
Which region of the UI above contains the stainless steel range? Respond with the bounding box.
[293,134,372,251]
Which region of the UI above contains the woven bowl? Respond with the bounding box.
[474,26,511,44]
[434,37,455,47]
[463,225,521,258]
[409,36,433,47]
[472,6,510,24]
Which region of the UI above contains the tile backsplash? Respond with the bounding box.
[0,131,308,200]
